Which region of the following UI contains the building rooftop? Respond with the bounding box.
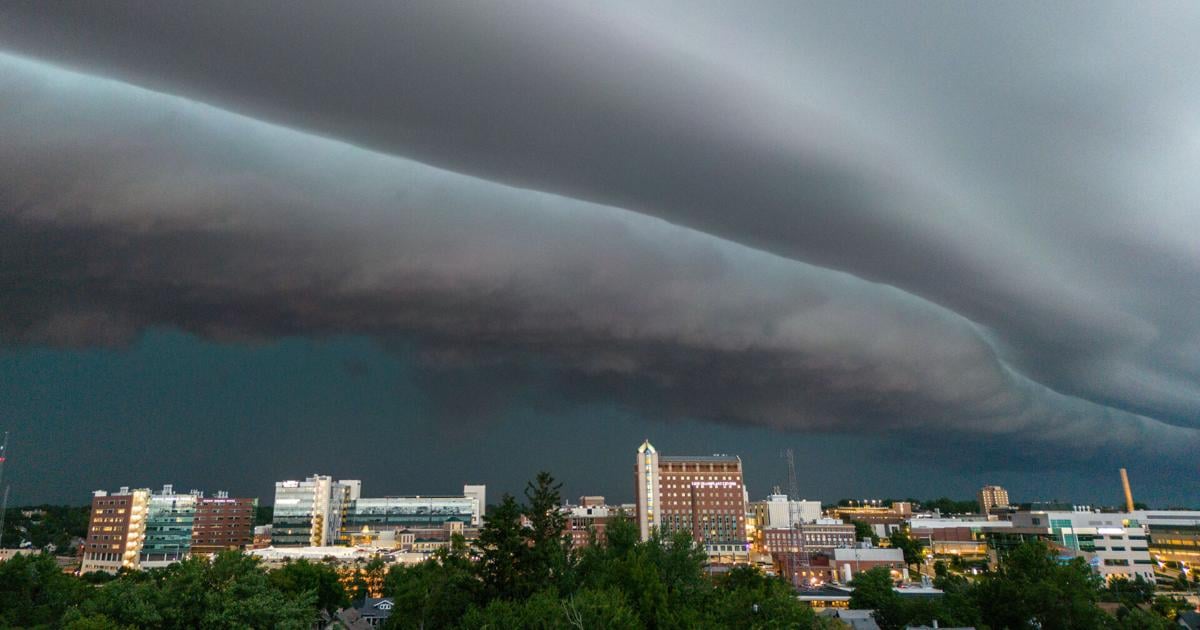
[659,454,740,462]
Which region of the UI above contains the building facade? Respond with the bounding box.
[633,440,748,556]
[999,509,1155,581]
[139,485,197,568]
[978,486,1010,513]
[1130,510,1200,567]
[80,487,149,574]
[192,494,257,554]
[272,475,359,547]
[339,486,485,545]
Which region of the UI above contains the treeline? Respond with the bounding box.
[0,473,836,629]
[1,473,1192,629]
[0,505,89,553]
[848,541,1189,630]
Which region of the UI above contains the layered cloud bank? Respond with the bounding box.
[0,54,1194,464]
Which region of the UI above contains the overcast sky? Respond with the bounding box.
[1,2,1197,506]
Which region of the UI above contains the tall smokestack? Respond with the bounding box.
[1119,468,1135,512]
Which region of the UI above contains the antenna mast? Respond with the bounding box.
[781,448,809,588]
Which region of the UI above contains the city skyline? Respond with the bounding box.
[2,3,1199,509]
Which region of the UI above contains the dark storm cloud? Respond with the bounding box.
[1,1,1197,435]
[0,54,1194,469]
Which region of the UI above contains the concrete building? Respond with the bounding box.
[80,487,150,574]
[1130,509,1200,567]
[272,475,358,547]
[764,494,822,528]
[910,516,1009,560]
[192,493,257,554]
[634,440,748,557]
[978,486,1010,513]
[832,546,906,583]
[992,509,1155,581]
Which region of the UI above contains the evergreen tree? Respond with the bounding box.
[474,493,529,600]
[522,471,572,593]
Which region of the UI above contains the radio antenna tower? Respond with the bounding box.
[780,448,810,588]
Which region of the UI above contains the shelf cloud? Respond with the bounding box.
[0,53,1194,468]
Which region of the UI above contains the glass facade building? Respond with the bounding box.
[342,496,477,534]
[140,488,196,566]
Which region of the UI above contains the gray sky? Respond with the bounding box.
[0,2,1197,505]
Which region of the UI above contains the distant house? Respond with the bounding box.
[355,597,395,627]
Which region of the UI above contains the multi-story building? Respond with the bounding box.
[978,486,1010,513]
[80,487,150,574]
[563,497,624,549]
[339,485,485,545]
[82,485,259,572]
[140,485,197,568]
[272,475,359,547]
[988,509,1155,581]
[1130,509,1200,567]
[634,440,748,556]
[910,516,1010,560]
[192,493,258,554]
[763,494,822,528]
[829,502,912,538]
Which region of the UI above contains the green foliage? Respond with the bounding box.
[849,567,904,629]
[473,493,530,600]
[921,497,980,514]
[254,504,274,526]
[0,552,90,627]
[974,539,1109,629]
[523,471,573,595]
[1102,574,1155,606]
[64,551,317,629]
[267,558,349,614]
[888,528,923,567]
[850,519,878,544]
[383,542,479,629]
[1,505,90,553]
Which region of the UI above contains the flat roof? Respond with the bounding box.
[660,455,740,462]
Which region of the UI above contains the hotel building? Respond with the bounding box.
[634,440,748,556]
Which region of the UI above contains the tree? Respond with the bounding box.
[0,552,90,627]
[474,494,530,600]
[710,566,819,629]
[268,558,349,614]
[523,471,572,594]
[849,566,904,630]
[851,520,878,544]
[888,528,923,568]
[383,540,479,629]
[975,540,1108,630]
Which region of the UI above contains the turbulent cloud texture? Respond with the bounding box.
[1,2,1198,468]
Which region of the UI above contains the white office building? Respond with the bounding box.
[765,494,822,527]
[272,475,359,547]
[1012,509,1154,581]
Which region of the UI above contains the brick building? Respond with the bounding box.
[191,495,258,554]
[634,440,748,557]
